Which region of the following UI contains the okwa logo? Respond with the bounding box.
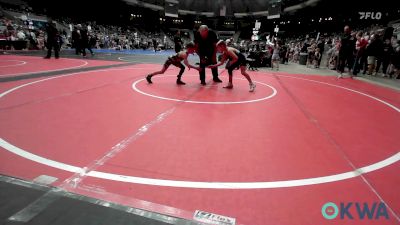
[321,202,389,220]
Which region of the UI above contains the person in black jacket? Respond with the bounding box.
[381,38,394,77]
[173,30,183,53]
[366,34,381,75]
[338,26,355,78]
[194,25,222,85]
[71,25,81,55]
[80,25,90,57]
[392,42,400,79]
[44,21,60,59]
[317,38,325,68]
[373,33,384,75]
[152,38,158,52]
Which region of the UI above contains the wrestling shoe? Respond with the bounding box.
[177,79,186,85]
[223,83,233,89]
[146,75,152,84]
[213,77,223,82]
[249,83,256,92]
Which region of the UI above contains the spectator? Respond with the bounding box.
[314,48,321,68]
[80,25,92,57]
[271,40,280,70]
[391,41,400,79]
[381,38,394,77]
[152,38,158,52]
[373,33,384,76]
[71,25,81,55]
[338,25,355,78]
[317,38,325,68]
[366,34,381,75]
[352,32,368,75]
[44,21,60,59]
[173,30,183,53]
[16,29,25,41]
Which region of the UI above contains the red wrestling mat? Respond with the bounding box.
[0,64,399,225]
[0,55,123,77]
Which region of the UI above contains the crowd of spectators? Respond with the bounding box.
[225,25,399,79]
[0,9,176,52]
[0,17,47,50]
[1,9,399,79]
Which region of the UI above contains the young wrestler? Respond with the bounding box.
[146,42,200,85]
[208,40,256,92]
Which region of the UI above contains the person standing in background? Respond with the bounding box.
[44,21,60,59]
[381,38,394,77]
[71,25,81,55]
[317,37,325,68]
[366,34,380,75]
[373,33,384,76]
[338,25,355,78]
[152,38,158,52]
[352,32,368,76]
[174,30,183,53]
[80,25,91,57]
[271,40,281,70]
[88,33,97,55]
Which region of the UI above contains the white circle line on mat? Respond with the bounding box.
[0,60,27,68]
[132,75,277,104]
[0,58,89,77]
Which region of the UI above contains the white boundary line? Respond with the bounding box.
[277,75,400,113]
[0,58,89,77]
[0,69,399,189]
[132,75,277,104]
[118,56,157,63]
[0,60,27,68]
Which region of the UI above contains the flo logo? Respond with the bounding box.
[321,202,389,220]
[359,12,382,20]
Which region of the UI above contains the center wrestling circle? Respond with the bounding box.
[132,75,278,104]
